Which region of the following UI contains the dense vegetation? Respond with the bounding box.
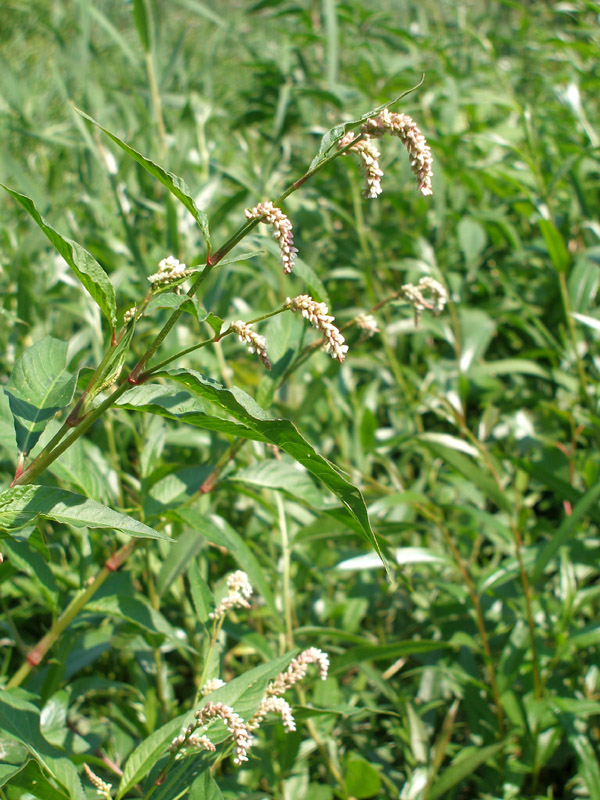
[1,1,599,798]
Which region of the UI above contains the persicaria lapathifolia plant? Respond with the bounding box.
[0,87,438,798]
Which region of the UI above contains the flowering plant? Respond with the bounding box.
[0,86,440,798]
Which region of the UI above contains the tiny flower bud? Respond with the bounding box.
[123,305,137,325]
[356,313,379,337]
[266,648,330,697]
[201,678,226,695]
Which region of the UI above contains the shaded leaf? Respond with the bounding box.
[5,337,77,456]
[429,741,506,799]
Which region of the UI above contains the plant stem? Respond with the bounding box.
[423,509,504,737]
[145,51,167,160]
[558,270,590,405]
[275,493,294,652]
[12,122,361,487]
[7,540,139,688]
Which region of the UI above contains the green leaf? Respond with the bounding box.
[190,770,224,800]
[231,459,325,508]
[539,218,570,273]
[418,438,512,513]
[309,79,424,170]
[3,759,71,799]
[161,368,391,578]
[88,322,135,398]
[532,478,600,582]
[150,756,210,800]
[344,755,381,799]
[76,109,211,247]
[145,292,197,316]
[5,337,77,456]
[188,559,212,624]
[156,528,207,597]
[0,762,28,788]
[1,186,117,327]
[86,594,181,642]
[117,383,268,441]
[0,691,86,800]
[116,653,294,799]
[569,732,600,798]
[458,217,487,266]
[2,540,58,611]
[332,641,452,673]
[132,0,151,51]
[0,485,169,540]
[428,741,507,799]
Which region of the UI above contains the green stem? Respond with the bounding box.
[558,270,590,405]
[275,493,294,652]
[12,381,131,487]
[145,51,167,160]
[7,540,138,688]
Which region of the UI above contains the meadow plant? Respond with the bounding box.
[0,86,436,799]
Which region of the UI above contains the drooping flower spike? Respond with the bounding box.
[245,201,298,274]
[360,108,434,197]
[286,295,348,363]
[229,321,272,371]
[401,276,448,325]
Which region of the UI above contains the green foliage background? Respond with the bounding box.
[1,0,600,798]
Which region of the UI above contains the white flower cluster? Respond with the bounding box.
[245,201,298,274]
[356,313,379,337]
[360,108,434,196]
[286,294,348,363]
[147,255,191,287]
[209,570,254,620]
[123,305,137,325]
[401,276,448,324]
[196,702,254,765]
[248,696,296,732]
[265,647,330,697]
[168,648,329,768]
[338,132,384,199]
[83,764,112,800]
[200,677,226,695]
[230,320,271,370]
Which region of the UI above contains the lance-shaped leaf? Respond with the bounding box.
[1,186,117,327]
[159,368,392,577]
[0,485,169,540]
[116,383,269,441]
[5,337,77,457]
[76,108,211,248]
